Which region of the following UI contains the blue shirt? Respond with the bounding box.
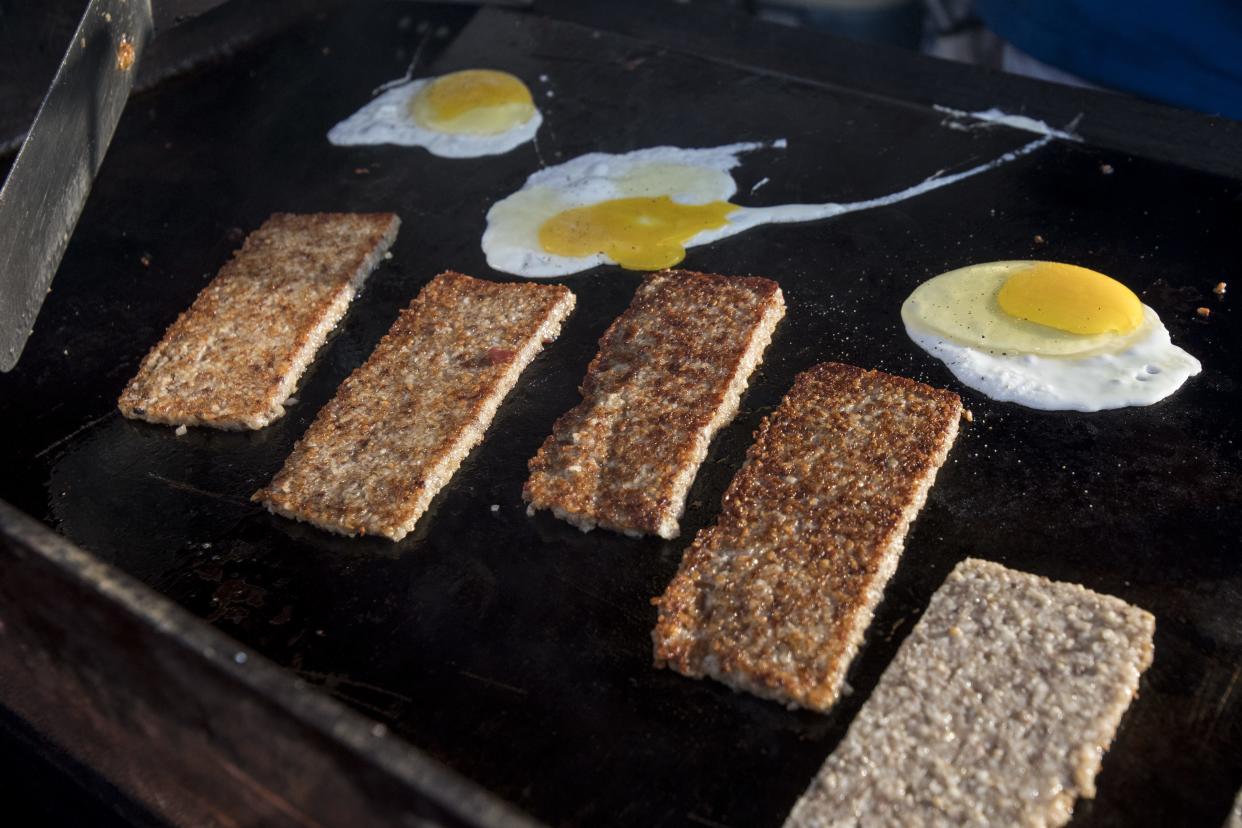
[975,0,1242,120]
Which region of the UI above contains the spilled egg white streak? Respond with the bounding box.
[933,105,1083,142]
[482,135,1053,278]
[709,135,1053,237]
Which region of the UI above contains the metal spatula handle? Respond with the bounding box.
[0,0,226,372]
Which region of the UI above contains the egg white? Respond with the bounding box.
[482,136,1055,278]
[327,78,542,158]
[905,306,1201,412]
[482,143,763,277]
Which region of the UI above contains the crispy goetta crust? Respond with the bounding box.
[653,362,961,711]
[523,269,785,539]
[255,271,575,541]
[119,212,400,430]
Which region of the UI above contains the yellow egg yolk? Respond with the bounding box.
[408,70,535,135]
[538,196,737,270]
[996,262,1143,336]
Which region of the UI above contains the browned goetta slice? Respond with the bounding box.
[254,272,575,541]
[119,212,400,430]
[523,269,785,539]
[784,558,1155,828]
[653,362,961,711]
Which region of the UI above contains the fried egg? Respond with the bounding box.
[902,261,1201,411]
[328,69,542,158]
[482,136,1053,278]
[483,143,765,276]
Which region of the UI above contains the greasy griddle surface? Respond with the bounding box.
[1,6,1240,827]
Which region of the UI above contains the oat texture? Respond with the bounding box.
[119,212,400,429]
[255,271,575,541]
[524,269,784,539]
[653,362,961,711]
[784,558,1155,828]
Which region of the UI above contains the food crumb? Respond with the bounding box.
[354,167,370,175]
[384,251,393,260]
[1214,281,1227,296]
[1033,234,1046,245]
[174,425,188,436]
[234,651,247,664]
[140,254,151,267]
[487,347,516,365]
[115,35,134,71]
[490,504,500,512]
[1196,306,1212,318]
[1100,163,1114,175]
[962,409,974,423]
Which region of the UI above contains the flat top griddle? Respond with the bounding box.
[2,4,1240,827]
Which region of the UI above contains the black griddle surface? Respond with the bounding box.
[2,5,1241,827]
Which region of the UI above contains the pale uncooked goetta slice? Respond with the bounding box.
[784,558,1155,828]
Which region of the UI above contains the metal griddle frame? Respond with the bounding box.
[1,2,1239,825]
